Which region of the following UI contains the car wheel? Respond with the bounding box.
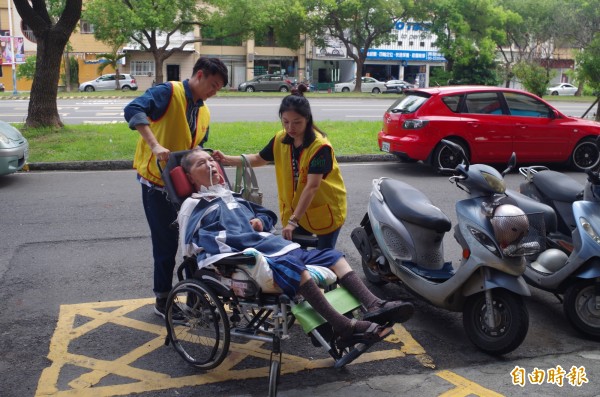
[245,86,255,92]
[570,137,600,171]
[342,87,350,92]
[84,86,95,92]
[279,86,289,92]
[121,86,131,91]
[551,91,559,95]
[372,88,381,94]
[433,139,469,171]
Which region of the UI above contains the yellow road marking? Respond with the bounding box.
[34,298,500,396]
[437,370,505,397]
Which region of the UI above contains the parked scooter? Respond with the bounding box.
[351,140,545,355]
[512,152,600,338]
[517,165,584,254]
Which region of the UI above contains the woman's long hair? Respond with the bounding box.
[279,83,326,147]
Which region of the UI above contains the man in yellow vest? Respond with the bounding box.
[124,57,228,321]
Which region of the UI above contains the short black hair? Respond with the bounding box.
[192,57,229,87]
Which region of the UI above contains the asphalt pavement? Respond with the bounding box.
[2,158,600,397]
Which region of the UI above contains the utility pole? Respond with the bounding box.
[7,0,17,95]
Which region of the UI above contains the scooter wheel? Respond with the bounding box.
[564,280,600,338]
[361,259,387,285]
[463,289,529,355]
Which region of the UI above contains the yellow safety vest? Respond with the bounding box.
[273,130,347,234]
[133,81,210,186]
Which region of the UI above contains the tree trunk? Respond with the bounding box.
[576,80,585,97]
[154,51,166,84]
[27,34,66,128]
[596,101,600,122]
[115,66,121,90]
[64,51,71,92]
[354,57,364,93]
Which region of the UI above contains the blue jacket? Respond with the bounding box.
[184,193,299,268]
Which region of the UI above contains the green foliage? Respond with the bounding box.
[429,67,452,86]
[450,54,500,86]
[577,35,600,94]
[513,61,553,97]
[16,56,36,81]
[59,56,79,87]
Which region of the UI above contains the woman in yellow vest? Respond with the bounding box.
[214,84,347,249]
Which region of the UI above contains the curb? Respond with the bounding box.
[25,154,398,171]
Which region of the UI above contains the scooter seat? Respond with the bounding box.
[532,170,583,202]
[380,179,452,233]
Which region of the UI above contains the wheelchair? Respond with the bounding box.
[157,150,381,397]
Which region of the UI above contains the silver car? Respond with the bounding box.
[0,120,28,176]
[78,73,138,92]
[334,77,386,93]
[237,74,293,92]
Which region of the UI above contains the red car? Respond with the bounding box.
[378,86,600,171]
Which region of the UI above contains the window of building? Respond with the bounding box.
[131,61,155,76]
[397,41,403,46]
[20,22,36,43]
[409,41,414,46]
[420,42,425,47]
[80,20,95,34]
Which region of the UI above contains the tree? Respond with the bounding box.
[513,61,552,97]
[83,0,301,85]
[96,47,128,90]
[303,0,412,92]
[496,0,568,88]
[577,34,600,121]
[416,0,511,85]
[13,0,82,128]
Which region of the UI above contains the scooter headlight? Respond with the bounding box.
[468,226,500,257]
[481,171,506,194]
[580,217,600,245]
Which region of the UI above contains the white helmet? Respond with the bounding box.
[490,204,529,247]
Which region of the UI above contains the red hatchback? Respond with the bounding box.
[378,86,600,171]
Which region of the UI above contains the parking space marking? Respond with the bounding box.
[35,298,453,396]
[436,370,504,397]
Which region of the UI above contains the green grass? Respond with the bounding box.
[21,120,383,163]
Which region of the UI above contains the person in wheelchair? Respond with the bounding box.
[180,148,414,347]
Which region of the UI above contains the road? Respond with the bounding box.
[0,162,598,396]
[0,97,595,124]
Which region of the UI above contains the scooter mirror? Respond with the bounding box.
[440,139,468,166]
[501,152,517,177]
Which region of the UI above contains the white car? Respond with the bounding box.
[78,74,138,92]
[547,83,578,96]
[334,77,386,93]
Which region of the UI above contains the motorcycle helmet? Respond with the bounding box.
[490,204,529,247]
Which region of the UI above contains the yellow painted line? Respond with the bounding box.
[36,298,433,396]
[436,370,505,397]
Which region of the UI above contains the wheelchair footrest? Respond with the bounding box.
[291,287,361,334]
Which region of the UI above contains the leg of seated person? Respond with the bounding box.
[297,270,385,343]
[331,258,415,324]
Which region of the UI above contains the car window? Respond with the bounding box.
[271,76,283,81]
[388,94,429,114]
[503,92,552,118]
[441,95,463,113]
[464,92,503,115]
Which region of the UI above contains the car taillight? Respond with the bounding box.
[403,120,429,129]
[131,78,136,83]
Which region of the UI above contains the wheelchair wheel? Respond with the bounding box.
[166,279,230,370]
[268,360,280,397]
